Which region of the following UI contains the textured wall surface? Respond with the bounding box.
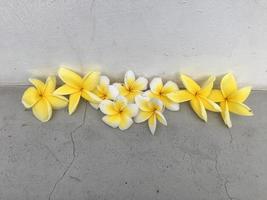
[0,87,266,200]
[1,0,267,88]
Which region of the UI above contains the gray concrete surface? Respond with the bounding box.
[0,86,266,200]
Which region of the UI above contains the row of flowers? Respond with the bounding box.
[22,67,253,134]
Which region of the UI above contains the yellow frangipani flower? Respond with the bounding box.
[99,96,138,130]
[167,74,221,122]
[22,76,68,122]
[90,76,119,109]
[114,70,148,103]
[54,67,102,115]
[145,77,180,111]
[135,95,167,135]
[209,73,253,128]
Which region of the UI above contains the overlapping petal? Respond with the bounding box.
[180,74,200,95]
[58,67,83,89]
[32,98,52,122]
[22,87,41,108]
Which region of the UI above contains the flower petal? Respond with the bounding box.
[162,81,179,94]
[123,104,139,117]
[114,96,128,111]
[29,78,45,94]
[133,77,148,90]
[90,102,99,110]
[150,77,163,94]
[150,98,164,111]
[180,74,200,95]
[220,101,232,128]
[135,95,151,111]
[32,98,52,122]
[190,97,207,122]
[44,76,56,95]
[124,70,136,88]
[199,76,215,97]
[53,84,79,95]
[83,71,100,91]
[148,114,157,135]
[221,73,237,97]
[22,87,41,108]
[58,67,83,89]
[46,95,68,110]
[155,111,167,126]
[200,96,221,112]
[228,102,253,116]
[102,114,121,128]
[100,75,110,85]
[135,111,153,123]
[208,90,225,102]
[125,90,141,103]
[167,90,193,103]
[68,92,81,115]
[108,85,119,100]
[99,100,117,115]
[228,86,252,103]
[119,115,133,130]
[82,91,102,103]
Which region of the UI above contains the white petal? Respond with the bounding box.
[135,77,148,90]
[100,75,110,85]
[150,77,163,94]
[148,114,157,135]
[135,95,151,111]
[90,102,99,109]
[99,100,117,115]
[119,116,133,130]
[124,70,135,86]
[108,85,119,100]
[102,115,120,128]
[156,111,167,126]
[150,98,163,111]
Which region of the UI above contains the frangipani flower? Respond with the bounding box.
[90,76,119,109]
[209,73,253,128]
[54,67,101,115]
[99,96,138,130]
[167,74,221,122]
[114,70,148,102]
[22,76,68,122]
[135,95,167,135]
[145,78,179,111]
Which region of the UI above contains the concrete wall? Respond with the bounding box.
[1,0,267,89]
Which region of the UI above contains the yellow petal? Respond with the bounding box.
[83,71,100,91]
[208,90,225,102]
[125,90,141,103]
[68,92,81,115]
[46,95,68,110]
[122,104,139,117]
[99,100,117,115]
[132,77,148,91]
[228,86,252,103]
[44,76,56,95]
[82,90,102,103]
[148,114,157,135]
[150,77,163,94]
[124,70,136,88]
[99,75,110,85]
[102,114,121,128]
[221,73,237,97]
[58,67,83,89]
[199,76,215,97]
[54,84,79,95]
[119,115,133,130]
[161,81,179,94]
[167,90,193,103]
[155,111,167,126]
[32,98,52,122]
[22,87,41,108]
[135,111,153,123]
[200,96,221,112]
[115,84,130,97]
[135,95,152,111]
[190,97,207,122]
[220,101,232,128]
[150,98,164,111]
[29,78,45,94]
[114,96,127,112]
[228,102,253,116]
[180,74,200,95]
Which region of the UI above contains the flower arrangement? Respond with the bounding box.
[22,66,253,134]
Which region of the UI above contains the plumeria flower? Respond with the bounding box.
[114,70,148,103]
[135,95,167,135]
[90,76,119,109]
[209,73,253,128]
[54,67,102,115]
[22,76,68,122]
[99,96,138,130]
[145,77,179,111]
[167,74,221,122]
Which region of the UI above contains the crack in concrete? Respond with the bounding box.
[48,104,87,200]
